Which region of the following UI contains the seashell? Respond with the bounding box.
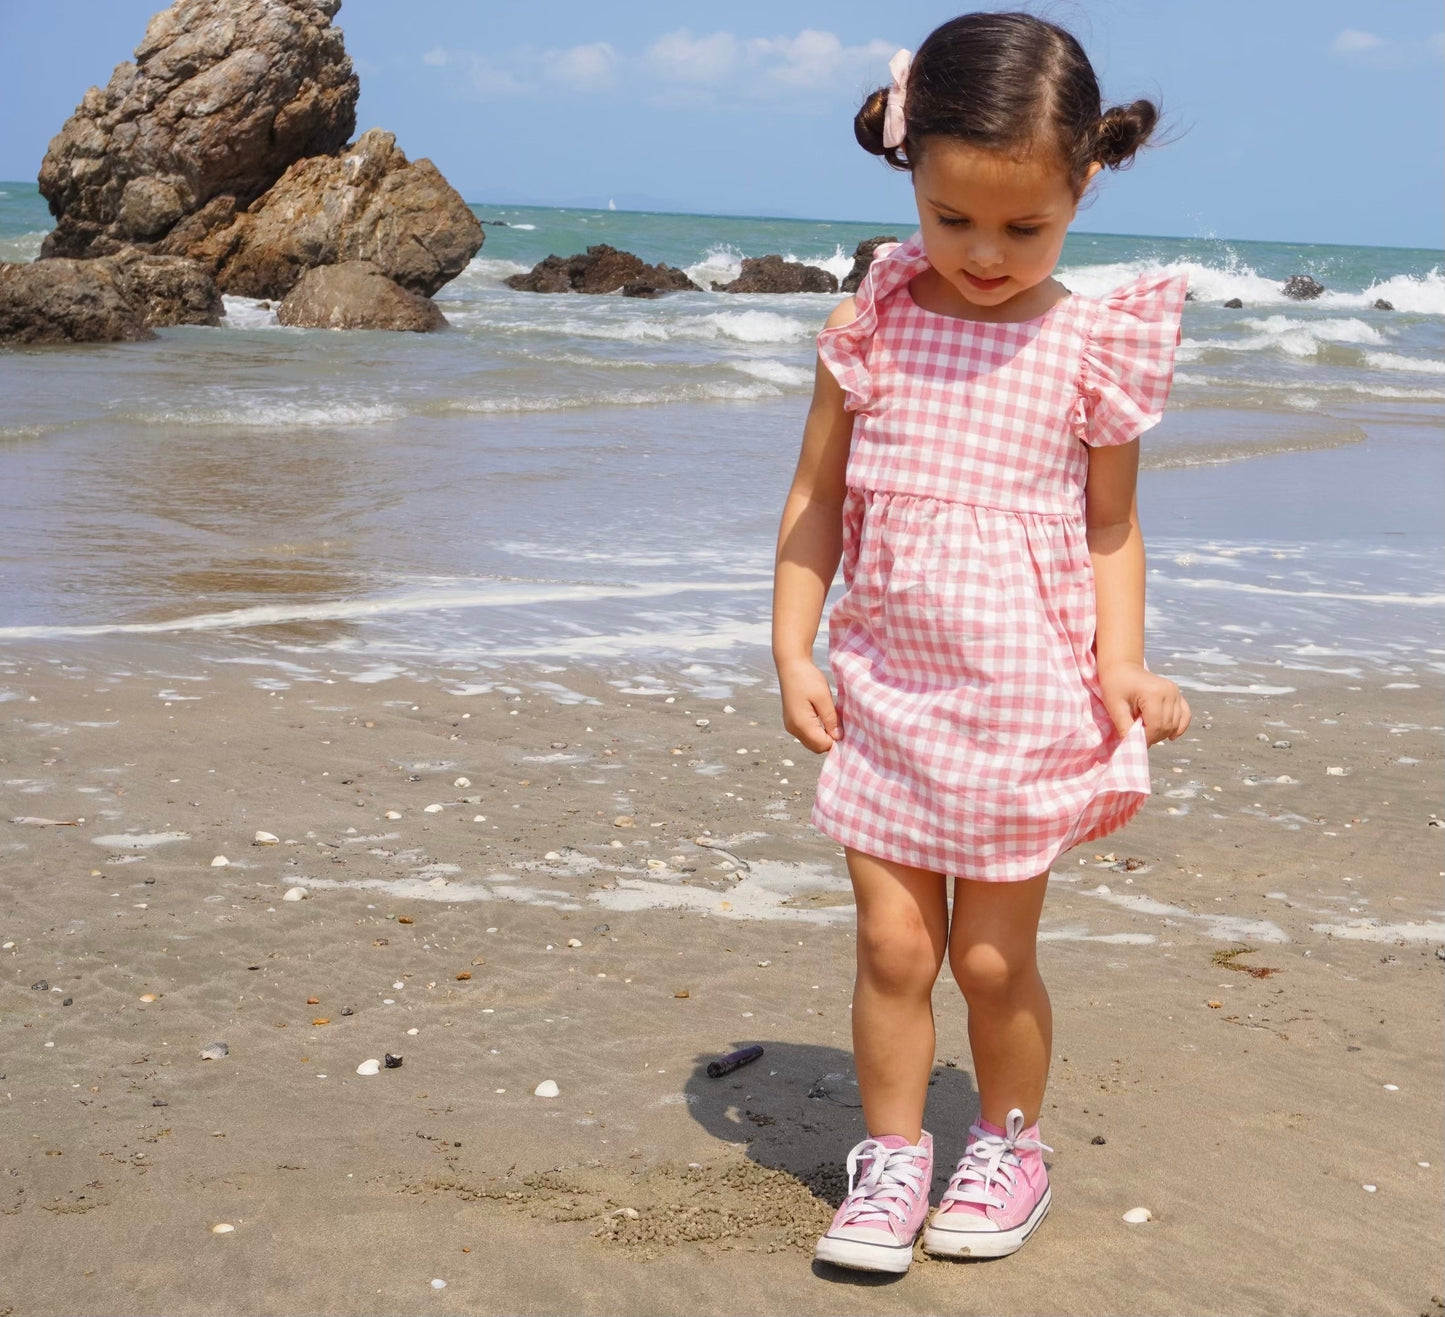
[397,916,414,925]
[312,1018,330,1026]
[674,988,690,999]
[253,831,279,845]
[384,1053,403,1069]
[473,815,486,823]
[533,1079,560,1098]
[424,803,444,814]
[356,1058,381,1076]
[199,1041,229,1060]
[1207,1000,1222,1009]
[211,1223,235,1234]
[307,997,319,1005]
[722,705,736,714]
[430,1279,446,1290]
[695,718,710,728]
[282,887,307,902]
[210,856,229,867]
[406,1027,419,1035]
[566,938,583,948]
[139,993,159,1003]
[1362,1183,1377,1193]
[453,777,471,788]
[612,815,635,828]
[384,810,402,820]
[1326,766,1347,776]
[456,971,472,980]
[1122,1207,1152,1224]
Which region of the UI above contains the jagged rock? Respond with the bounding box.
[840,236,899,293]
[505,244,699,295]
[1282,274,1325,301]
[1223,297,1243,308]
[1,258,152,343]
[276,259,447,331]
[714,255,838,294]
[1,248,222,342]
[1373,298,1394,311]
[38,0,358,259]
[104,249,223,327]
[170,128,483,299]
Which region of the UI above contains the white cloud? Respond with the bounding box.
[542,42,620,92]
[1329,27,1445,67]
[646,30,739,84]
[422,28,898,103]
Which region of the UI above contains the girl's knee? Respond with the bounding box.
[856,913,942,996]
[949,939,1037,1001]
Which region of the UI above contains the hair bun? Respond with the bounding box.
[1096,99,1159,169]
[854,86,909,170]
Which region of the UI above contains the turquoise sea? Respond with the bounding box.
[1,182,1441,695]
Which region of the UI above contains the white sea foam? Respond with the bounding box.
[443,379,783,413]
[1350,267,1445,316]
[731,358,813,387]
[220,296,281,329]
[1081,888,1290,943]
[136,398,406,428]
[1309,919,1445,942]
[0,578,773,640]
[1364,350,1445,375]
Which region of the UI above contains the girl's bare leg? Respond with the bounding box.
[845,847,949,1142]
[948,871,1052,1128]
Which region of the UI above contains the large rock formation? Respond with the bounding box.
[840,236,898,293]
[506,245,700,296]
[713,255,837,294]
[277,261,447,331]
[38,0,358,259]
[160,128,483,299]
[0,252,221,343]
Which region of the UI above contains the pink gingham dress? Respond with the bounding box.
[812,235,1188,881]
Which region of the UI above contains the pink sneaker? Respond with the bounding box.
[922,1109,1052,1259]
[814,1131,934,1273]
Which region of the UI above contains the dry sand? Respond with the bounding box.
[1,648,1441,1316]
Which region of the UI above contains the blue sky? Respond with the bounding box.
[1,0,1441,247]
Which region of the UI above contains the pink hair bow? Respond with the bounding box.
[883,48,911,149]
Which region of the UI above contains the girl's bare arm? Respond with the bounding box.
[773,299,857,752]
[1084,439,1191,745]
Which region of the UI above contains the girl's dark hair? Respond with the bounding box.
[855,12,1158,191]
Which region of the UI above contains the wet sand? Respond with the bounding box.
[1,651,1442,1316]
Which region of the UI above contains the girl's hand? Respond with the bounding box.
[778,657,842,753]
[1098,661,1191,746]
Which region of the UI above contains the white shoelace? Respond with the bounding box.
[940,1108,1052,1212]
[839,1137,928,1227]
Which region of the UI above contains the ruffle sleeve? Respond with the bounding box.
[1072,271,1189,447]
[816,235,930,413]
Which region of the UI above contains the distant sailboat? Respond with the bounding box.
[607,198,616,211]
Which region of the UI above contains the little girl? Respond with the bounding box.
[772,12,1191,1273]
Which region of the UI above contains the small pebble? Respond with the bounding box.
[199,1042,229,1061]
[384,1053,403,1069]
[356,1058,381,1076]
[1326,766,1347,776]
[211,1223,235,1235]
[340,1006,354,1016]
[210,856,229,867]
[282,887,308,902]
[1362,1184,1377,1193]
[1091,1135,1106,1145]
[674,988,690,999]
[593,924,610,933]
[253,831,279,845]
[534,1080,560,1098]
[62,997,72,1006]
[1271,740,1290,750]
[1122,1207,1152,1223]
[431,1279,447,1290]
[31,980,49,991]
[612,815,635,828]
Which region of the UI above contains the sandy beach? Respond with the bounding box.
[2,647,1441,1316]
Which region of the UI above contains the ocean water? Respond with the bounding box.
[1,182,1441,693]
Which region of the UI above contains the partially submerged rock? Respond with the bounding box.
[39,0,358,259]
[505,245,700,295]
[172,128,483,299]
[104,249,224,327]
[1282,274,1325,301]
[1,258,152,343]
[713,254,838,294]
[840,236,898,293]
[276,259,447,331]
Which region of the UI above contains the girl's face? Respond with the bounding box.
[910,139,1100,313]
